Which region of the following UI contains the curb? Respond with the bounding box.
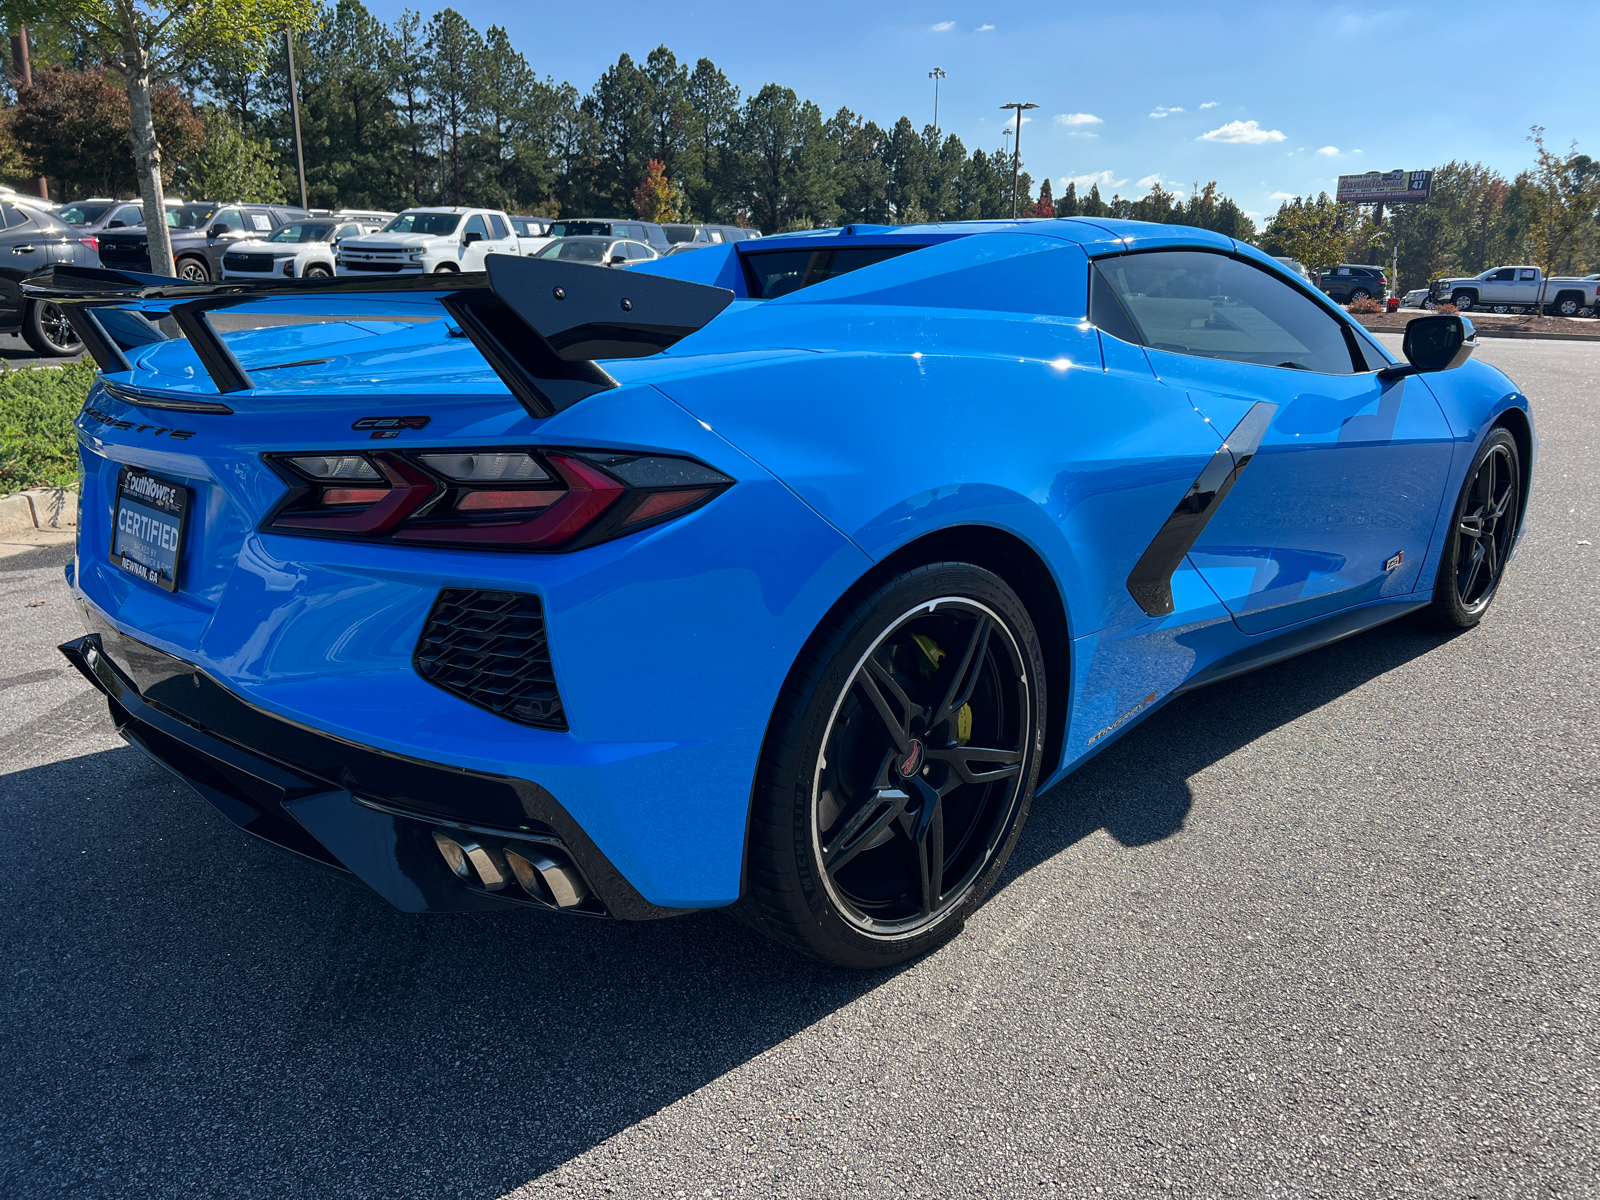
[1357,315,1600,344]
[0,488,78,537]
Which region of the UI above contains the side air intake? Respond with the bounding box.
[414,589,566,730]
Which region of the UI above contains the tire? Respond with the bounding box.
[1491,305,1509,314]
[1426,427,1521,629]
[1422,298,1437,311]
[740,563,1047,969]
[1349,288,1371,303]
[304,264,332,279]
[176,256,211,283]
[1556,295,1581,317]
[1451,290,1475,311]
[20,298,82,357]
[1579,307,1596,319]
[433,262,459,273]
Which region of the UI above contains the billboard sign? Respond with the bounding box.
[1336,169,1432,204]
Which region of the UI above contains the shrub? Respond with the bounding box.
[1432,302,1459,315]
[0,362,94,491]
[1347,297,1384,314]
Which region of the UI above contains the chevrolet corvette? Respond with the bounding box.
[38,217,1534,968]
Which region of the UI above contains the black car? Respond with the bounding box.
[97,201,311,282]
[1318,263,1388,304]
[0,199,98,356]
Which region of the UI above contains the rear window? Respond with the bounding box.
[743,245,924,299]
[59,202,112,225]
[549,221,613,237]
[539,239,607,262]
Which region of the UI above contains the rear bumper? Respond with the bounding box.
[61,617,679,920]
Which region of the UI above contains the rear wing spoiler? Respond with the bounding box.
[25,256,734,419]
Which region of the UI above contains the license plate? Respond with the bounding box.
[111,468,189,592]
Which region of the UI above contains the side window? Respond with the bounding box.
[211,208,244,234]
[1089,250,1362,375]
[464,214,489,239]
[2,203,34,229]
[488,215,508,239]
[337,223,359,240]
[247,210,274,232]
[1518,268,1538,281]
[1490,268,1515,281]
[708,229,724,243]
[111,204,142,227]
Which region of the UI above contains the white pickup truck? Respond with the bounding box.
[335,206,519,277]
[1430,265,1599,317]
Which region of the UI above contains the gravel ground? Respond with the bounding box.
[0,336,1595,1199]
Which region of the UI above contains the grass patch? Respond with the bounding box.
[0,362,94,492]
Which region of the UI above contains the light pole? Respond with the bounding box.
[929,67,946,133]
[999,102,1038,218]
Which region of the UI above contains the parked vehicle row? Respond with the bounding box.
[0,197,98,355]
[222,214,393,281]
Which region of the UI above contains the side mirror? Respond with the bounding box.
[463,230,483,245]
[609,254,627,264]
[1379,314,1476,381]
[208,223,230,237]
[108,220,126,228]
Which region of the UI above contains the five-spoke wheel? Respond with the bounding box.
[742,564,1045,968]
[1430,427,1521,627]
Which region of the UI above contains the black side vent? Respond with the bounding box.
[414,589,566,731]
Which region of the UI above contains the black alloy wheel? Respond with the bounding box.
[21,299,82,357]
[1429,427,1521,628]
[177,256,211,282]
[742,564,1045,968]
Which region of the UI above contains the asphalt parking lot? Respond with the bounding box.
[1,335,1595,1199]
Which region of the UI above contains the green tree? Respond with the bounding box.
[683,57,739,220]
[584,52,654,211]
[1035,177,1054,218]
[6,0,317,275]
[827,107,889,224]
[1523,126,1600,282]
[181,103,285,201]
[736,84,837,232]
[388,8,433,206]
[423,7,479,204]
[1058,180,1078,217]
[1259,193,1348,280]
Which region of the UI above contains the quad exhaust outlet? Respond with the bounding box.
[431,828,591,910]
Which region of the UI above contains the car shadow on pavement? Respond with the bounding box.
[0,614,1460,1200]
[1011,613,1465,876]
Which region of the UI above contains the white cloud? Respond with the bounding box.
[1200,100,1220,109]
[1316,146,1339,157]
[975,23,995,31]
[1243,210,1262,220]
[1201,120,1286,144]
[931,20,955,31]
[1353,148,1363,154]
[1055,112,1103,127]
[1150,105,1185,118]
[1268,191,1296,201]
[1063,170,1127,191]
[1136,174,1184,194]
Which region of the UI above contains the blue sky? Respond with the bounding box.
[361,0,1597,220]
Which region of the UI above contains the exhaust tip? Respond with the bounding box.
[504,843,590,909]
[430,829,512,891]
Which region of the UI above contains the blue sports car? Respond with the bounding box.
[40,217,1533,968]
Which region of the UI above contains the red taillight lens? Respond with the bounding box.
[80,236,99,253]
[264,448,732,550]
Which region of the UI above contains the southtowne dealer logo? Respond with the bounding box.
[122,472,183,515]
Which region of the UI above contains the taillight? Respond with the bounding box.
[80,236,99,253]
[263,447,733,550]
